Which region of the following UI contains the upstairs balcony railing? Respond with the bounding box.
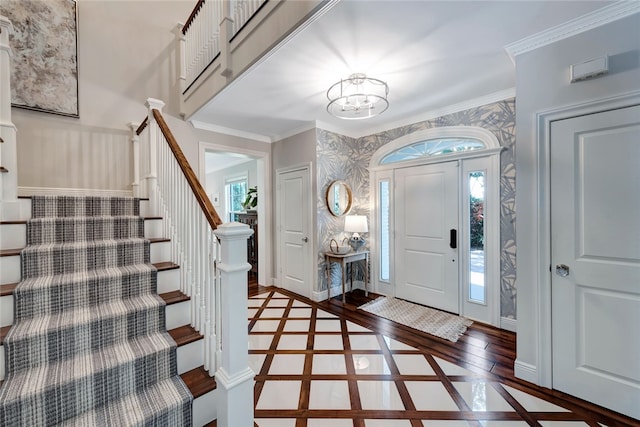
[181,0,267,90]
[177,0,326,119]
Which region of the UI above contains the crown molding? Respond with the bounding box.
[190,120,272,143]
[505,1,640,61]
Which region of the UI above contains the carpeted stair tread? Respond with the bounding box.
[14,264,157,318]
[0,332,179,425]
[31,196,140,218]
[5,293,166,372]
[59,376,192,427]
[27,215,145,244]
[21,238,150,278]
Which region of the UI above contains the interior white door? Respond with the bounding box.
[395,161,459,313]
[278,167,311,298]
[551,105,640,419]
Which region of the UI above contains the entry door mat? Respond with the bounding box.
[359,297,473,343]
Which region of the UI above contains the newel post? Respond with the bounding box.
[213,222,255,427]
[0,16,19,220]
[127,122,141,198]
[145,98,164,215]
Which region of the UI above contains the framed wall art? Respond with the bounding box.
[0,0,78,117]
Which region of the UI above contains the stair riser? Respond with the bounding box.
[0,345,177,426]
[144,218,163,239]
[0,294,12,327]
[0,344,4,381]
[0,255,20,283]
[0,224,26,250]
[166,300,191,330]
[5,303,166,372]
[193,389,218,427]
[158,267,180,294]
[177,339,204,375]
[150,240,171,264]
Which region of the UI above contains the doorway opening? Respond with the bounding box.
[199,142,272,288]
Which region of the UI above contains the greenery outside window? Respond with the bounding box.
[225,177,247,222]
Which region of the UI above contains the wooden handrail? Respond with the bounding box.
[152,109,223,229]
[183,0,206,35]
[136,117,149,136]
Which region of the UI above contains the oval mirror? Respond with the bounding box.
[326,180,353,217]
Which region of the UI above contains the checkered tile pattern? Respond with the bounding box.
[0,196,192,426]
[249,291,616,427]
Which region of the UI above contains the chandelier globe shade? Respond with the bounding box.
[326,73,389,120]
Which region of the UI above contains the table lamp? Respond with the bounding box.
[344,215,368,251]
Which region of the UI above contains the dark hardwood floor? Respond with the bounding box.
[247,282,638,427]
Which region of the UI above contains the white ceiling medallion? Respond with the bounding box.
[326,73,389,120]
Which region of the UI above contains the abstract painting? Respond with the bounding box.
[0,0,78,117]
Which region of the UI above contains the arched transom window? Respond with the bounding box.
[380,138,486,164]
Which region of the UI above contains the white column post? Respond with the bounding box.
[219,1,234,78]
[127,122,141,198]
[145,98,165,215]
[214,222,254,427]
[0,15,19,220]
[172,23,187,115]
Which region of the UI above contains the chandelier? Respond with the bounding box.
[326,73,389,120]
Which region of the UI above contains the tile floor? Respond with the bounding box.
[248,290,615,427]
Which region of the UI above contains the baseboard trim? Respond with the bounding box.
[18,187,133,197]
[500,316,517,332]
[514,359,538,385]
[312,285,343,302]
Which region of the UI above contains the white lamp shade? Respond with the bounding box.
[344,215,368,233]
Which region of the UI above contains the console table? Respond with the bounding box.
[324,250,369,303]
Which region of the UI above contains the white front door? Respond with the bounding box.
[277,166,312,299]
[551,105,640,419]
[395,161,459,313]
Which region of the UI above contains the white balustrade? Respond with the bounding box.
[232,0,267,36]
[183,0,223,89]
[136,98,240,377]
[179,0,267,91]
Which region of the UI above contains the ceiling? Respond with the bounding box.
[190,0,613,142]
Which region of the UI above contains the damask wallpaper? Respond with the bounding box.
[316,98,517,320]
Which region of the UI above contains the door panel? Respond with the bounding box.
[395,161,459,313]
[279,168,311,298]
[551,105,640,419]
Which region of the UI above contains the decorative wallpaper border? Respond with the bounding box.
[316,98,517,319]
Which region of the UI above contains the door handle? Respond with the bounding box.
[555,264,570,277]
[450,229,457,249]
[301,237,308,243]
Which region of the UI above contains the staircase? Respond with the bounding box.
[0,196,217,426]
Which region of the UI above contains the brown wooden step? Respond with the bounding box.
[0,220,26,225]
[0,325,11,345]
[147,237,170,243]
[159,290,190,305]
[0,248,21,257]
[180,365,216,399]
[168,325,203,347]
[154,261,180,271]
[0,283,18,296]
